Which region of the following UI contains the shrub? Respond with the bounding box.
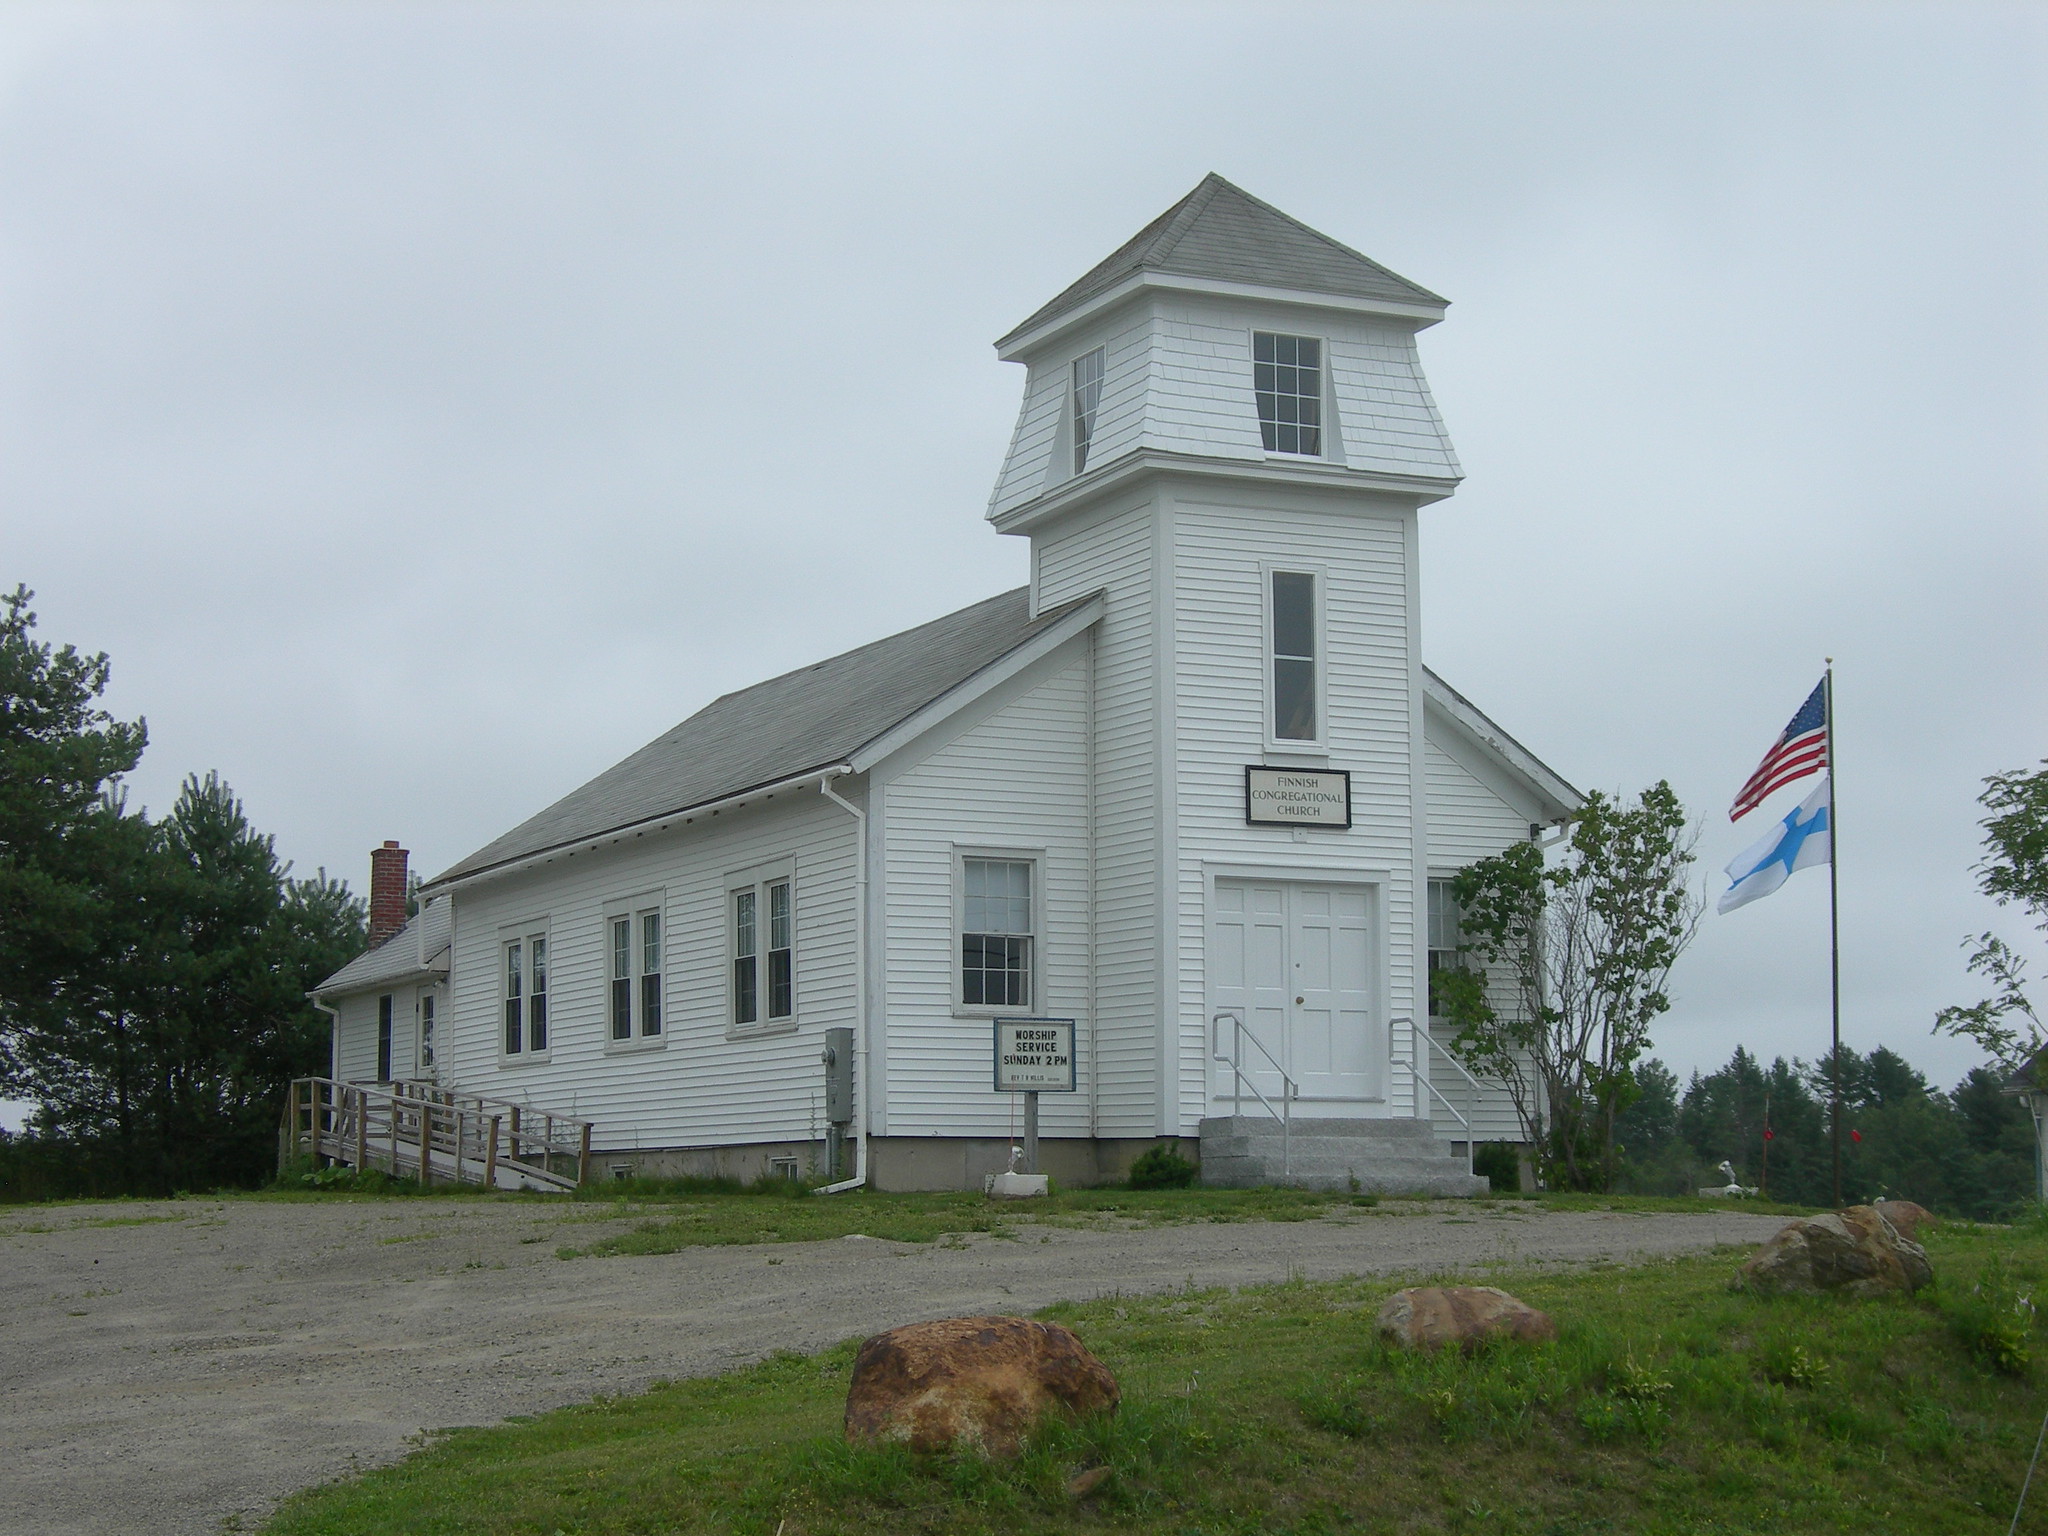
[1473,1142,1522,1192]
[1128,1144,1198,1190]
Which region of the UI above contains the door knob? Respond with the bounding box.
[1295,996,1304,1005]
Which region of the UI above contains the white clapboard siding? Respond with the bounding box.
[1426,1021,1531,1143]
[872,645,1092,1138]
[989,311,1154,520]
[1166,495,1424,1125]
[439,793,858,1152]
[1143,298,1458,478]
[332,991,381,1083]
[1423,716,1556,1144]
[1032,496,1161,1135]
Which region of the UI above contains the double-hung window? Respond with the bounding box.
[1427,879,1463,1019]
[959,854,1035,1010]
[609,903,665,1043]
[731,871,794,1029]
[418,992,436,1073]
[1253,331,1322,455]
[1071,347,1104,474]
[376,994,394,1081]
[502,929,549,1056]
[1268,568,1320,743]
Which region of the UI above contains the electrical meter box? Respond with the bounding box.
[822,1026,854,1125]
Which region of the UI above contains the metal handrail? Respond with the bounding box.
[1397,1017,1481,1176]
[1211,1011,1298,1176]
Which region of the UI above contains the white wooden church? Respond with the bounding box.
[311,175,1580,1193]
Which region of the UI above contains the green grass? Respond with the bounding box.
[261,1215,2048,1534]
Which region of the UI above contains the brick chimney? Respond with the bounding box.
[368,840,409,947]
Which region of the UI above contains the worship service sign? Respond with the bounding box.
[1244,766,1352,828]
[992,1018,1078,1093]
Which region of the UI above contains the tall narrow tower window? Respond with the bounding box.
[1071,348,1104,473]
[1253,332,1322,455]
[1271,569,1318,741]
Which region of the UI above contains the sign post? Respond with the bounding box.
[993,1017,1077,1175]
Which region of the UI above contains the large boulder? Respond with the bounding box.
[1874,1199,1937,1242]
[1739,1205,1932,1298]
[844,1315,1119,1457]
[1374,1286,1557,1352]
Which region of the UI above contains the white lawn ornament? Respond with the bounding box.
[1699,1159,1759,1198]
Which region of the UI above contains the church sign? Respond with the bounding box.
[1244,766,1352,829]
[992,1018,1078,1093]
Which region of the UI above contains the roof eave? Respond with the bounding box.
[989,448,1460,538]
[995,270,1447,362]
[1422,669,1584,823]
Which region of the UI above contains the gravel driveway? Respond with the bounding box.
[1,1196,1789,1535]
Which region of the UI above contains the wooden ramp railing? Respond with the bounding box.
[285,1077,593,1191]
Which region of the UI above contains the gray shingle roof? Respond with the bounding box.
[427,587,1095,889]
[314,899,451,996]
[998,174,1446,350]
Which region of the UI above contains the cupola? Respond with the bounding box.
[987,175,1462,532]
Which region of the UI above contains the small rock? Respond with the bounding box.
[1373,1286,1557,1352]
[1738,1205,1932,1298]
[1873,1200,1937,1242]
[844,1315,1120,1457]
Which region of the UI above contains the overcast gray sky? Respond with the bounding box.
[3,2,2042,1130]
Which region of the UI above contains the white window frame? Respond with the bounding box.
[1261,560,1329,752]
[603,890,668,1053]
[416,987,439,1077]
[498,920,552,1063]
[1251,329,1327,458]
[952,846,1044,1017]
[727,859,797,1037]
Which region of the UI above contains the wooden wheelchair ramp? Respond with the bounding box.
[284,1077,593,1191]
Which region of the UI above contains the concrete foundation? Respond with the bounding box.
[586,1136,1199,1191]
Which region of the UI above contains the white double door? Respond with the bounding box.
[1210,879,1378,1110]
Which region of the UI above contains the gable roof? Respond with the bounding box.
[426,588,1100,891]
[1422,668,1584,823]
[998,174,1446,351]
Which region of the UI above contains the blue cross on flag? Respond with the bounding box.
[1718,776,1831,914]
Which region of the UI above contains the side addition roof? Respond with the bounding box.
[997,173,1447,352]
[426,588,1101,891]
[313,898,451,997]
[1423,667,1584,824]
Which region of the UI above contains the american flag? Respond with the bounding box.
[1731,678,1829,821]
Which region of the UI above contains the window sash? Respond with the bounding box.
[1072,348,1104,474]
[610,917,633,1040]
[734,888,759,1025]
[377,994,393,1081]
[419,994,435,1070]
[960,856,1035,1009]
[767,881,792,1020]
[529,936,548,1052]
[503,941,523,1054]
[1252,331,1323,455]
[640,910,663,1036]
[1270,570,1319,742]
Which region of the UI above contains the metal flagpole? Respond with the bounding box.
[1826,659,1842,1207]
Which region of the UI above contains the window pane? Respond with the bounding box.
[1272,571,1314,659]
[1274,657,1317,740]
[530,991,548,1052]
[768,947,792,1019]
[1254,331,1274,363]
[642,912,661,975]
[641,973,662,1036]
[734,955,757,1025]
[962,933,1029,1008]
[735,890,756,957]
[529,938,547,1051]
[769,881,790,951]
[612,976,632,1040]
[420,995,435,1069]
[613,918,630,980]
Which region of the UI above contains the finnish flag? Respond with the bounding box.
[1718,776,1831,915]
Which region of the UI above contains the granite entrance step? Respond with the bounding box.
[1198,1115,1489,1196]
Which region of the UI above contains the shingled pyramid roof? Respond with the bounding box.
[998,174,1445,349]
